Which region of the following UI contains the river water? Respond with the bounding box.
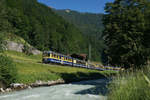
[0,78,110,100]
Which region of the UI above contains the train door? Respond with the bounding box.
[61,56,63,64]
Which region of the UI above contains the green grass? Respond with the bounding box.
[5,50,41,63]
[5,50,117,84]
[107,66,150,100]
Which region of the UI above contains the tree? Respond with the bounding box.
[103,0,150,68]
[0,55,17,87]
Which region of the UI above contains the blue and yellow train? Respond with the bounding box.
[42,51,122,71]
[42,51,88,68]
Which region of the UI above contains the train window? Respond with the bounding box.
[48,53,50,57]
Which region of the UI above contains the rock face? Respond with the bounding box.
[28,47,42,55]
[6,41,41,55]
[6,41,24,52]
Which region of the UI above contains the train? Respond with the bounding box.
[42,51,121,71]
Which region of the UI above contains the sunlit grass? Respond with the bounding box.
[5,50,117,84]
[107,66,150,100]
[5,50,41,63]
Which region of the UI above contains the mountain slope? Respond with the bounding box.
[1,0,87,55]
[55,9,105,61]
[55,9,104,36]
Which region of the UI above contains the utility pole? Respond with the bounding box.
[88,44,91,62]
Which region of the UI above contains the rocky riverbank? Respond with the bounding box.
[0,79,65,93]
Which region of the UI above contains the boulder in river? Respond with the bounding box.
[0,88,5,92]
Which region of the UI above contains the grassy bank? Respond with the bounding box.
[107,66,150,100]
[5,51,117,84]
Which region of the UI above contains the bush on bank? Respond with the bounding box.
[0,55,17,88]
[107,66,150,100]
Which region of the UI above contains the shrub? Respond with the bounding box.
[23,42,32,55]
[0,55,17,87]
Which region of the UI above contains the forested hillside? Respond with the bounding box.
[55,9,104,35]
[0,0,88,55]
[55,9,106,61]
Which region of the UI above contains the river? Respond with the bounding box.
[0,78,110,100]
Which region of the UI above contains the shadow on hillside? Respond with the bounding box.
[58,72,110,96]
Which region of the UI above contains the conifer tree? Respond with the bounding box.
[103,0,150,68]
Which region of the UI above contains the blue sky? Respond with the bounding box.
[38,0,114,13]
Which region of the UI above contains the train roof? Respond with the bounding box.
[43,51,72,59]
[43,51,86,62]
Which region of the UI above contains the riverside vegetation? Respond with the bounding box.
[103,0,150,100]
[0,35,17,88]
[107,66,150,100]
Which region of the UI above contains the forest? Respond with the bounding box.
[0,0,92,58]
